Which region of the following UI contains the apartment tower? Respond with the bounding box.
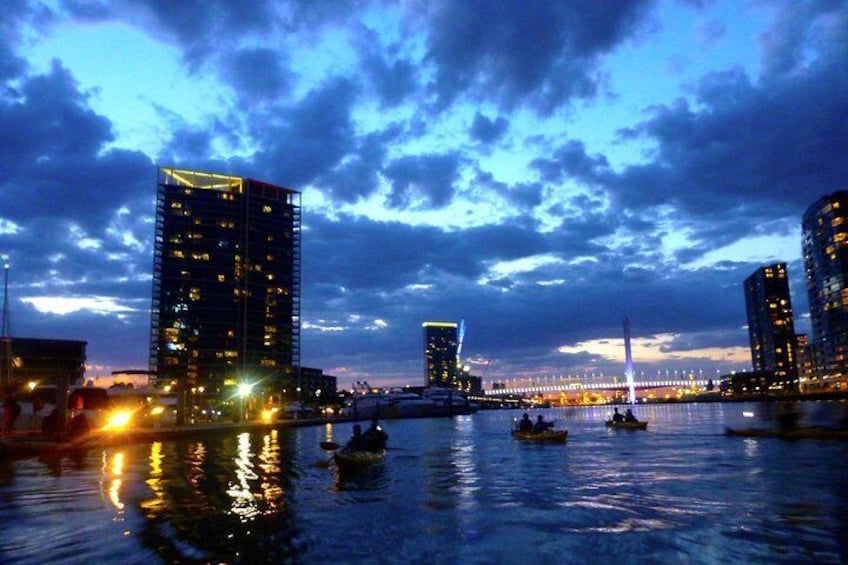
[743,263,798,388]
[150,168,301,400]
[802,190,848,386]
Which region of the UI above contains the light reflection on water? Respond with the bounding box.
[0,403,845,563]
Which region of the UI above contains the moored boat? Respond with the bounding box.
[605,420,648,430]
[334,447,386,473]
[511,429,568,443]
[725,427,848,440]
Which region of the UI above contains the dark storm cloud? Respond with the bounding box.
[115,0,278,68]
[355,27,418,108]
[469,112,509,144]
[758,1,847,79]
[0,61,153,227]
[613,59,848,220]
[422,0,654,113]
[383,153,461,209]
[316,125,404,203]
[531,140,610,183]
[475,171,542,211]
[221,47,293,102]
[252,77,358,189]
[304,214,550,294]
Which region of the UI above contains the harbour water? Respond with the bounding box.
[1,402,847,563]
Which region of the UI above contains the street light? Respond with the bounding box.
[238,382,254,421]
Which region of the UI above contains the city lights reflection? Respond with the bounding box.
[228,432,259,521]
[141,442,166,514]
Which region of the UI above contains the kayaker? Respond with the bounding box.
[532,415,554,433]
[611,407,625,423]
[518,413,533,432]
[624,409,639,423]
[346,424,369,451]
[362,419,388,451]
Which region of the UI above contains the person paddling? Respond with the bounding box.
[361,419,388,452]
[532,414,554,433]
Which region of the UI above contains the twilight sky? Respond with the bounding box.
[1,0,846,389]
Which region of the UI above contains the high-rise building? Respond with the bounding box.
[802,191,848,387]
[743,263,798,388]
[423,322,458,388]
[150,168,301,405]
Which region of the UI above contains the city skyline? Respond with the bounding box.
[1,2,847,387]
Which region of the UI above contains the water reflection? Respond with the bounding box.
[131,430,301,562]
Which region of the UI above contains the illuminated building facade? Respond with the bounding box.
[150,168,300,399]
[802,191,848,387]
[744,263,798,389]
[423,322,458,388]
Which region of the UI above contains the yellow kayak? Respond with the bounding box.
[511,429,568,443]
[334,447,386,473]
[605,420,648,430]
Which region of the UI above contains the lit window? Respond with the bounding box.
[218,274,226,282]
[263,205,272,213]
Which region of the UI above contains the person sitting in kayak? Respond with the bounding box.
[611,407,625,423]
[361,419,389,451]
[518,413,533,432]
[346,424,369,451]
[532,415,554,433]
[624,409,639,423]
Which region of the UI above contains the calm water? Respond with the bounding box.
[1,402,847,564]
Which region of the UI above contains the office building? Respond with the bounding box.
[743,263,798,389]
[423,322,458,388]
[150,167,301,401]
[802,191,848,387]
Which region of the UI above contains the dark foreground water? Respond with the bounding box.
[1,402,847,564]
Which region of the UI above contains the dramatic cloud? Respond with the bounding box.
[2,1,844,387]
[422,0,654,113]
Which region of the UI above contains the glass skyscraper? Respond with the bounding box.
[743,263,798,388]
[423,322,458,388]
[802,190,848,387]
[150,168,301,403]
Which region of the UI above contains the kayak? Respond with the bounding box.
[334,447,386,473]
[511,429,568,443]
[725,427,848,440]
[605,420,648,430]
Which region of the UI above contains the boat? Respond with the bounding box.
[725,427,848,440]
[334,447,386,473]
[605,420,648,430]
[341,390,437,419]
[511,429,568,443]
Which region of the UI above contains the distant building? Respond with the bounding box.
[0,337,86,387]
[743,263,798,390]
[423,322,458,388]
[456,366,483,394]
[293,367,337,405]
[802,191,848,388]
[150,167,301,404]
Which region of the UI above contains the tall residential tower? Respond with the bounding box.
[150,168,301,402]
[743,263,798,388]
[802,191,848,386]
[423,322,458,388]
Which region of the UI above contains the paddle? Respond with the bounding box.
[315,453,335,468]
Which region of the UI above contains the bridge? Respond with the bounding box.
[484,378,711,397]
